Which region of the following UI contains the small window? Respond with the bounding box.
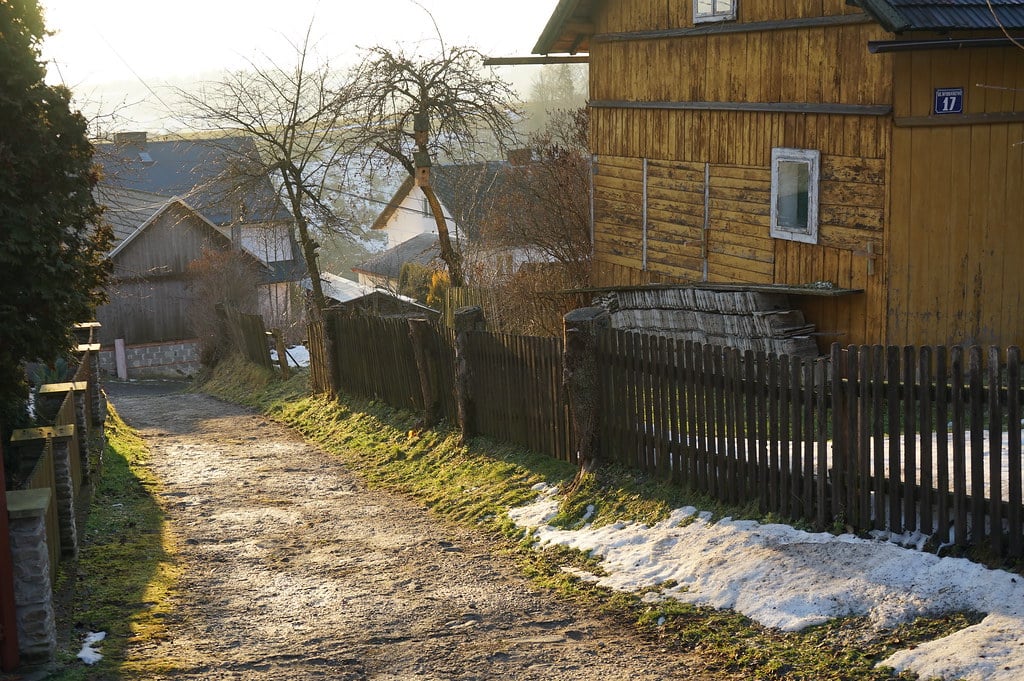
[694,0,736,23]
[770,148,820,244]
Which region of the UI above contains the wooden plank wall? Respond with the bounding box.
[109,203,228,281]
[95,279,193,345]
[888,44,1024,347]
[587,2,892,347]
[98,203,233,345]
[597,0,864,33]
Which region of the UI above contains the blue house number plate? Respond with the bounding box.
[934,88,964,115]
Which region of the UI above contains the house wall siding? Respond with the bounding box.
[110,203,225,280]
[888,46,1024,347]
[586,3,893,348]
[595,0,865,34]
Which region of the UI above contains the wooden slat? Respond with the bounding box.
[970,347,986,542]
[1008,346,1022,557]
[857,346,872,529]
[887,346,902,533]
[903,346,917,532]
[936,347,951,545]
[952,346,968,547]
[919,346,934,536]
[871,345,886,530]
[988,346,1003,555]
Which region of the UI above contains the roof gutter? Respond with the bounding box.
[484,55,590,66]
[869,36,1024,52]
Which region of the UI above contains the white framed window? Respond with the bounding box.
[770,148,820,244]
[694,0,736,23]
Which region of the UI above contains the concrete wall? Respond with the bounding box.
[98,339,201,379]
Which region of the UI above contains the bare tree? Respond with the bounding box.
[461,107,592,336]
[349,43,521,286]
[174,26,359,394]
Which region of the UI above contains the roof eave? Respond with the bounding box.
[533,0,588,55]
[847,0,912,33]
[371,175,417,230]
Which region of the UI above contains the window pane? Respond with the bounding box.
[696,0,713,14]
[714,0,734,14]
[776,161,809,231]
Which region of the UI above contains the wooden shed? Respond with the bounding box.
[534,0,1024,349]
[97,197,268,345]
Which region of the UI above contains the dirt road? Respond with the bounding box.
[109,386,712,680]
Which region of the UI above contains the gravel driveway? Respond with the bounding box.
[108,386,715,680]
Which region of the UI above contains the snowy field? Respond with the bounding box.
[509,484,1024,681]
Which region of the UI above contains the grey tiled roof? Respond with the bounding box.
[352,233,441,280]
[95,136,292,226]
[855,0,1024,31]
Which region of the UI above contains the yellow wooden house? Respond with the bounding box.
[534,0,1024,349]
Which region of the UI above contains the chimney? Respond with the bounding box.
[507,148,534,166]
[112,131,147,145]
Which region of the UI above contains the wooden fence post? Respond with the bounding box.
[408,317,439,428]
[563,307,610,481]
[270,328,290,380]
[454,306,484,444]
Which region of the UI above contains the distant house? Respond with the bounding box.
[302,272,438,319]
[93,131,306,376]
[352,232,441,291]
[363,161,553,289]
[534,0,1024,350]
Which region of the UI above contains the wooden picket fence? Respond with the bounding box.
[318,312,1024,558]
[220,306,272,370]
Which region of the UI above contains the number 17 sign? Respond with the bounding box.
[934,87,964,115]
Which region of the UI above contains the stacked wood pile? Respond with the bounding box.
[598,287,819,359]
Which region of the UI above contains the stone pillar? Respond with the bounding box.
[563,307,610,473]
[453,306,485,444]
[50,433,78,559]
[6,489,56,666]
[72,389,92,483]
[79,345,106,473]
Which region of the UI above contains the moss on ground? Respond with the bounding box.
[48,406,183,680]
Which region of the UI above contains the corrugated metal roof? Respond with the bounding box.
[857,0,1024,31]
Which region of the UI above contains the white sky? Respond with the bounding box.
[38,0,560,129]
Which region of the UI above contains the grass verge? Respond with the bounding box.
[47,405,182,680]
[194,357,980,680]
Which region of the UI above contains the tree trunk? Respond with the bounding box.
[422,185,465,287]
[292,204,338,397]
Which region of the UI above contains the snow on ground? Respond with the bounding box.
[509,483,1024,681]
[77,631,105,665]
[271,344,310,368]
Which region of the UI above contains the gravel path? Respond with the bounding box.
[109,386,717,680]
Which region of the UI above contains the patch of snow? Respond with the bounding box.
[77,631,105,665]
[270,344,310,368]
[508,493,1024,681]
